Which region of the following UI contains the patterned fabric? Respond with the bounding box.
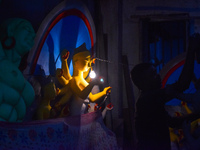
[0,111,118,150]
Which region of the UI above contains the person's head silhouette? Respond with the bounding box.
[131,63,162,91]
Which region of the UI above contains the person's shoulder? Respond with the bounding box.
[141,89,164,96]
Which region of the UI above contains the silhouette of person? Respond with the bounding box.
[131,34,200,150]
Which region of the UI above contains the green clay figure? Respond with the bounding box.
[0,18,35,122]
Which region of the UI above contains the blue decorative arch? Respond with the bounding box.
[25,1,96,76]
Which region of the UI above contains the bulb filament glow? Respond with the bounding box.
[89,70,96,79]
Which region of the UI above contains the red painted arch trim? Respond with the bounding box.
[161,59,185,88]
[30,8,94,74]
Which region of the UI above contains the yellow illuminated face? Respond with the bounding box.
[73,51,92,72]
[76,55,91,72]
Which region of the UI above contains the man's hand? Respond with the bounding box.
[192,33,200,64]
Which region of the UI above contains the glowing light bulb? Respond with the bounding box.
[100,78,104,83]
[89,70,96,79]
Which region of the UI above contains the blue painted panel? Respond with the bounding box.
[35,15,91,76]
[165,61,200,105]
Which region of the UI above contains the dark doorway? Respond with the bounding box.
[141,18,189,72]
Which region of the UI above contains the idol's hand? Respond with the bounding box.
[103,86,112,95]
[61,49,70,61]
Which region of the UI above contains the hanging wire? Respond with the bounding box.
[95,57,135,67]
[95,58,113,64]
